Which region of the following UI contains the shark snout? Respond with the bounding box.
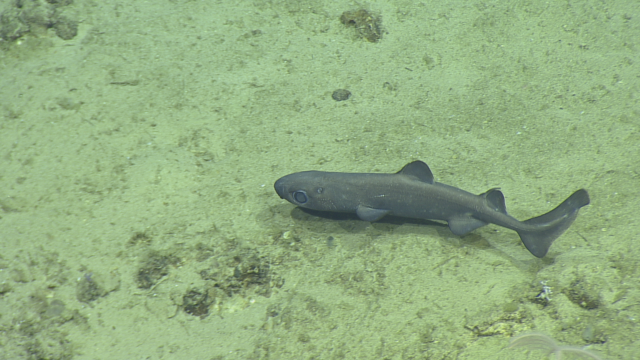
[274,177,287,199]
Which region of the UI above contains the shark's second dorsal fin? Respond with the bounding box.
[397,161,434,184]
[481,188,507,214]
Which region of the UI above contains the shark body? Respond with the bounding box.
[274,161,590,257]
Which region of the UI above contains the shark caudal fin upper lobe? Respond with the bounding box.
[518,189,590,258]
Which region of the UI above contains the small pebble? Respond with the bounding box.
[332,89,351,101]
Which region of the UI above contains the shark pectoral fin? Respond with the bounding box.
[448,215,488,235]
[356,206,390,222]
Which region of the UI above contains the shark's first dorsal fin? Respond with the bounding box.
[398,161,434,184]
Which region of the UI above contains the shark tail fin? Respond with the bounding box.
[517,189,590,258]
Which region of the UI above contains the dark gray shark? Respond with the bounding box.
[274,161,590,257]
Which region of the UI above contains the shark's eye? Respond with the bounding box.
[293,190,308,204]
[317,187,324,194]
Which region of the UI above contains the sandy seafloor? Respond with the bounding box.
[0,0,638,359]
